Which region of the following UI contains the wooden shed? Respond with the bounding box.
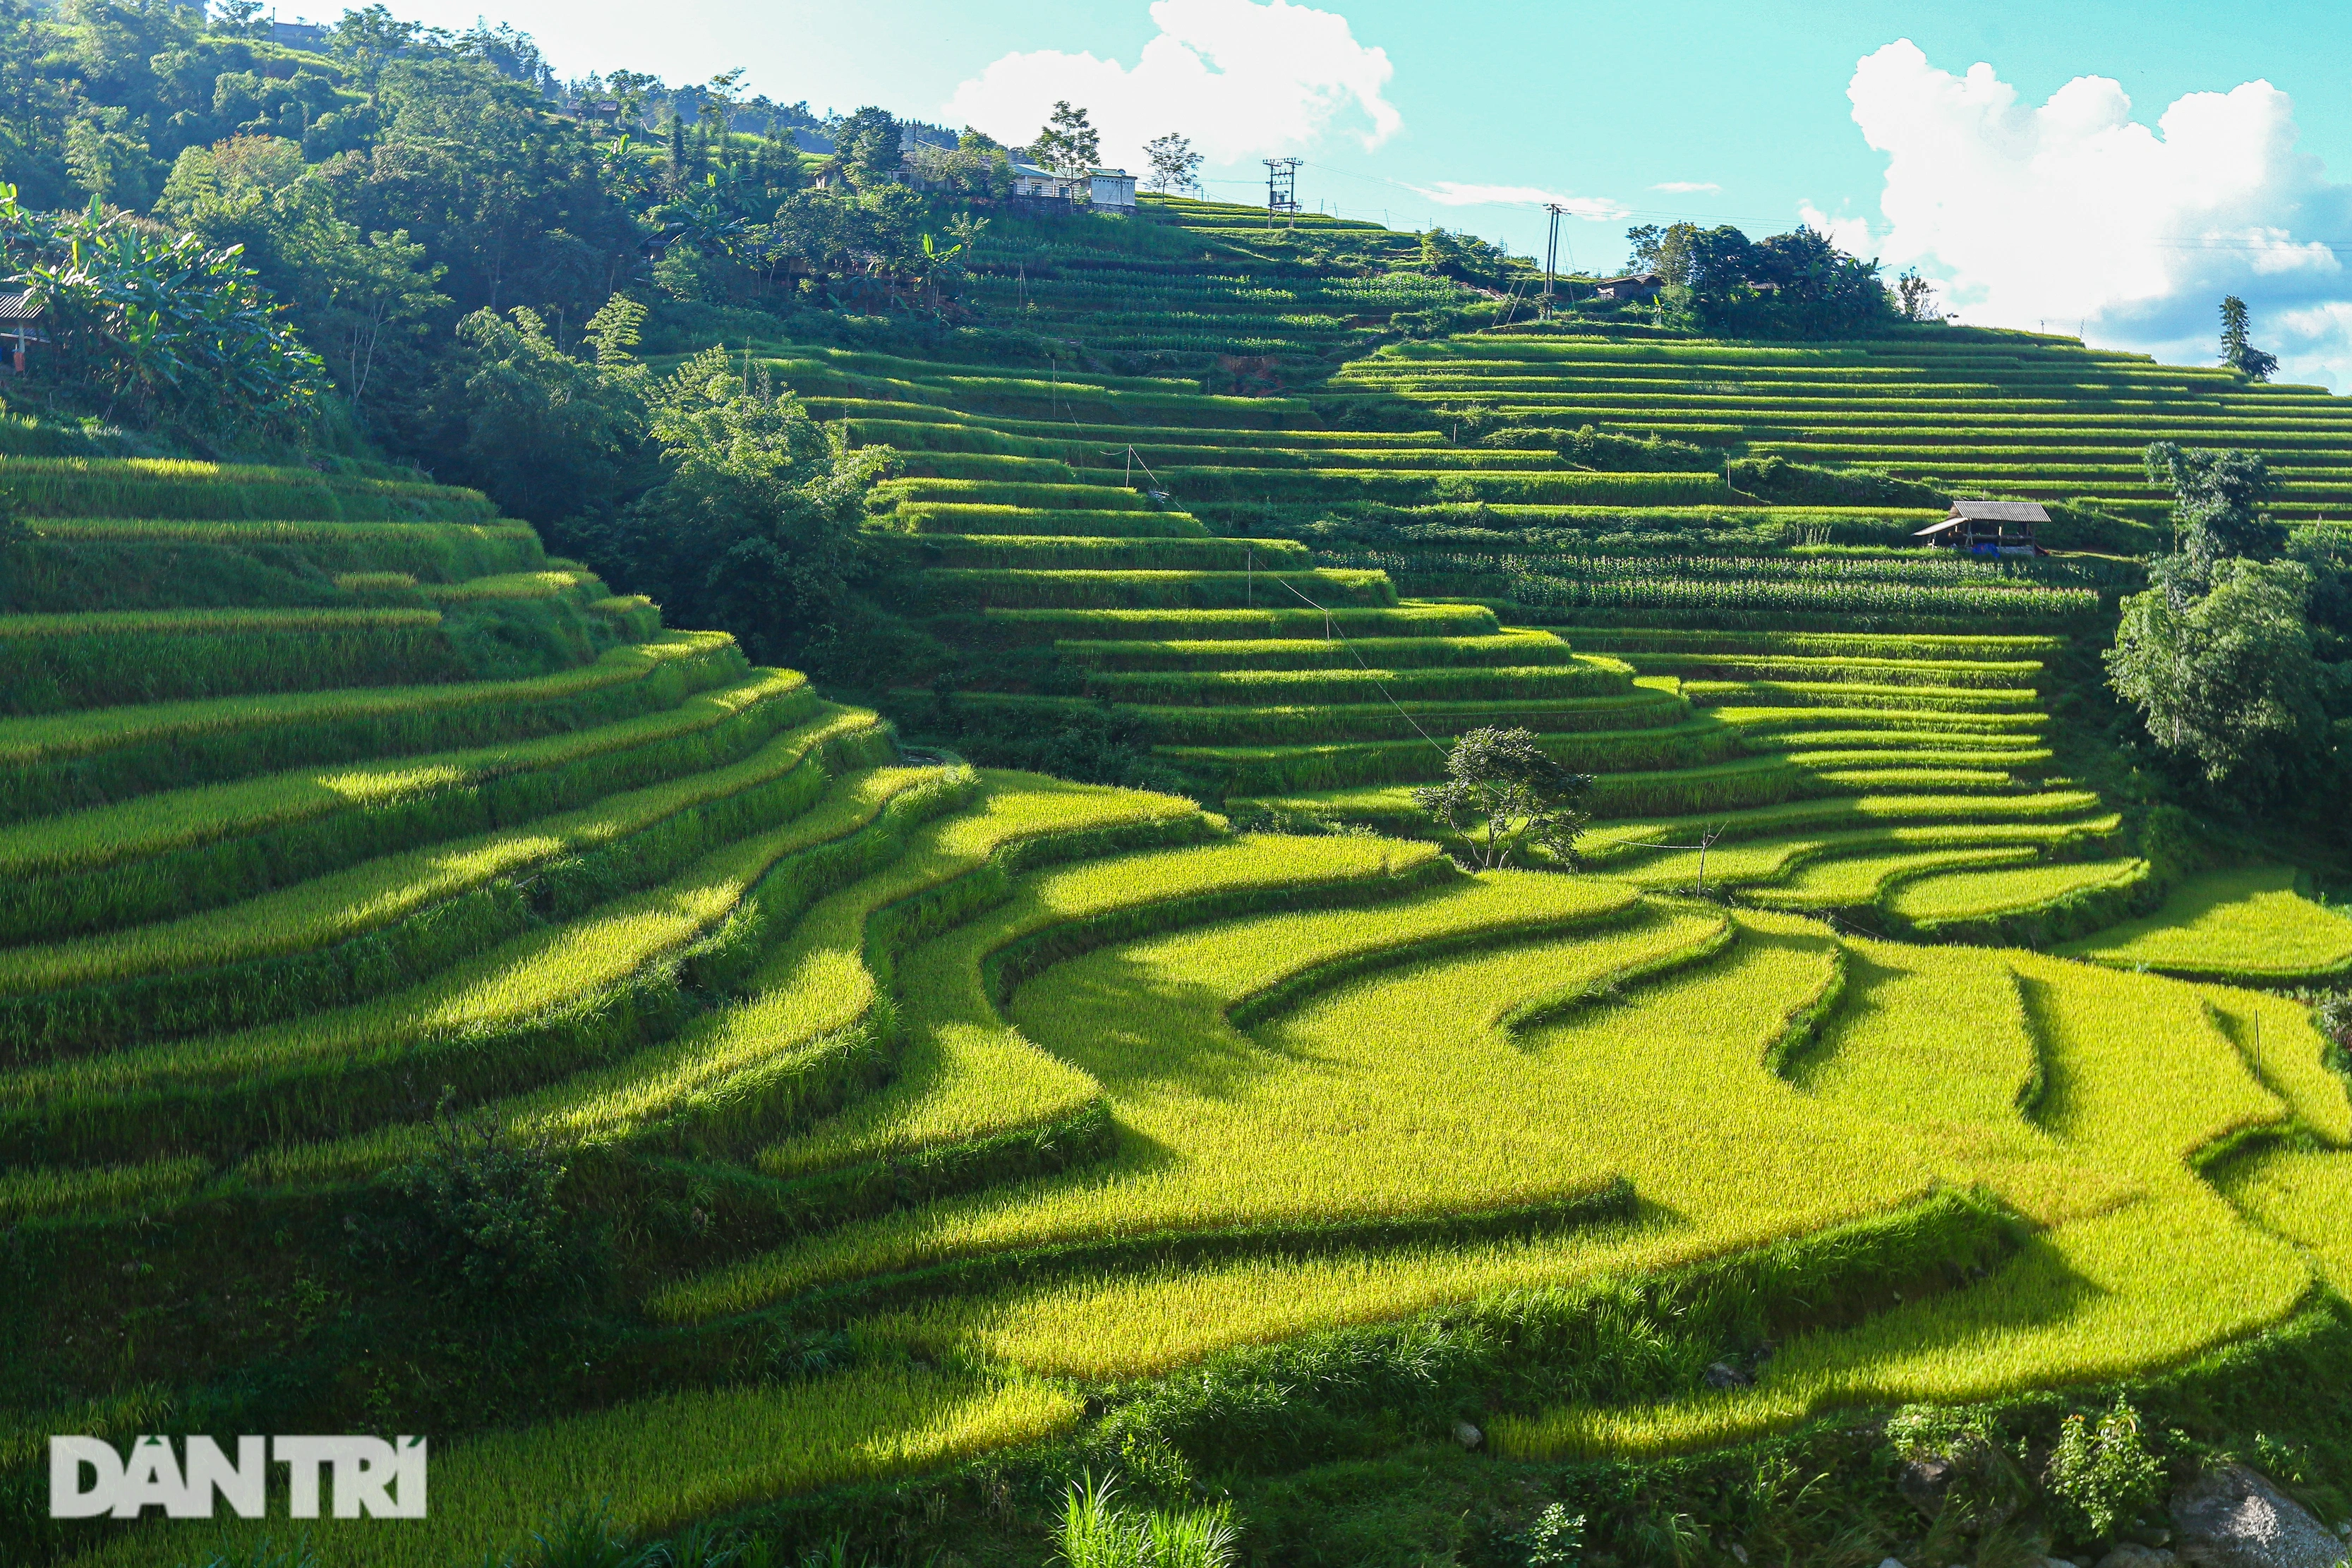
[1914,500,2048,556]
[0,287,48,373]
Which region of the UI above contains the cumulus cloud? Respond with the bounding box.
[1651,180,1720,194]
[943,0,1399,176]
[1847,40,2352,385]
[1797,200,1877,260]
[1411,183,1628,219]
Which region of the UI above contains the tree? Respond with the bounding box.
[604,346,893,670]
[0,184,325,441]
[1142,131,1202,195]
[436,303,646,531]
[1411,726,1594,871]
[1031,100,1099,183]
[1895,267,1941,322]
[2105,556,2333,805]
[2143,442,2283,572]
[1624,222,1696,287]
[833,104,901,188]
[2218,295,2279,382]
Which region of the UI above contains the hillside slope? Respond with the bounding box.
[8,200,2352,1568]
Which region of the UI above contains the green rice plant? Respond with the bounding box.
[960,603,1500,644]
[1742,846,2044,912]
[0,1152,207,1219]
[0,671,819,937]
[663,875,1701,1320]
[810,907,1926,1376]
[2217,1150,2352,1297]
[76,1370,1079,1568]
[24,517,547,581]
[1392,560,2101,622]
[1085,660,1628,708]
[1490,953,2305,1458]
[0,608,465,713]
[746,832,1464,1198]
[1885,857,2153,939]
[1157,715,1741,796]
[1550,626,2065,661]
[0,454,497,521]
[893,505,1208,538]
[421,569,606,604]
[865,534,1308,572]
[1681,680,2039,713]
[0,764,960,1164]
[1780,744,2053,771]
[1585,790,2109,857]
[896,451,1079,483]
[0,631,746,824]
[1614,653,2043,689]
[254,770,1212,1181]
[1152,466,1732,506]
[872,478,1152,511]
[913,568,1397,611]
[1062,631,1573,673]
[1606,821,2118,895]
[0,710,890,1060]
[1787,938,2038,1119]
[2054,866,2352,983]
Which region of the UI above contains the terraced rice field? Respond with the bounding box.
[11,194,2351,1566]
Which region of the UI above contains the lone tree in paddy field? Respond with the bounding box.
[1412,725,1596,872]
[1143,131,1203,195]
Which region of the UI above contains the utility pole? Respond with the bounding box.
[1543,203,1564,322]
[1264,158,1301,229]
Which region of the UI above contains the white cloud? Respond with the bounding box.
[1797,200,1877,262]
[1651,181,1720,194]
[1847,40,2352,385]
[1411,183,1627,219]
[942,0,1399,175]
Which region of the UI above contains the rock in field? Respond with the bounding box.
[2171,1465,2343,1568]
[2096,1545,2180,1568]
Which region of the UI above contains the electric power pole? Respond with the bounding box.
[1543,203,1564,321]
[1265,158,1301,229]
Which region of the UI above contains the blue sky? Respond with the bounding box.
[370,0,2352,383]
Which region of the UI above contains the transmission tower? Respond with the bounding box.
[1264,158,1301,227]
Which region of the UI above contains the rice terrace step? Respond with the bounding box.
[5,19,2350,1568]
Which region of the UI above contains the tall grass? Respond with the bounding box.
[79,1370,1078,1568]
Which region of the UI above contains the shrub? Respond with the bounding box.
[376,1102,582,1299]
[1509,1504,1587,1566]
[2043,1398,2164,1546]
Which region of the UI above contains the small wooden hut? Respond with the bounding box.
[1914,500,2048,556]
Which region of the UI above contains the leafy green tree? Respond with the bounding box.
[603,347,892,670]
[1412,726,1594,870]
[833,104,901,189]
[0,183,324,440]
[2218,294,2279,381]
[1031,99,1099,182]
[2142,441,2284,571]
[1624,222,1696,286]
[435,303,647,530]
[1143,131,1201,195]
[2106,556,2333,804]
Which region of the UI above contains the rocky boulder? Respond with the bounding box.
[2171,1465,2344,1568]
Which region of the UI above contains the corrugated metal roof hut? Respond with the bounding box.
[1915,499,2049,556]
